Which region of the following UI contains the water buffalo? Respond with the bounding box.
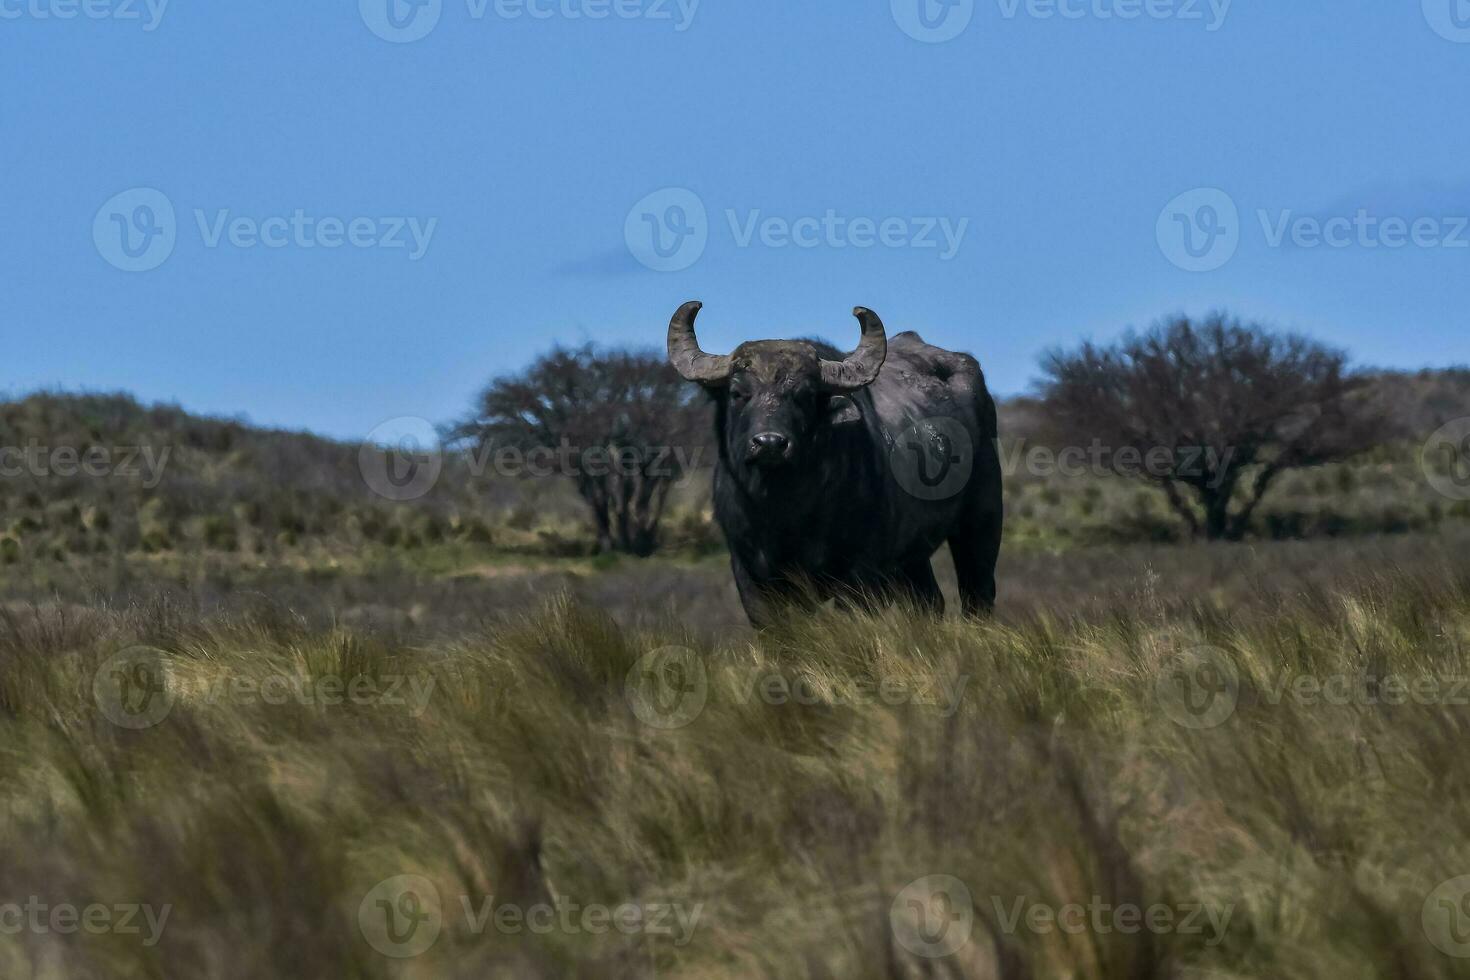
[667,301,1002,626]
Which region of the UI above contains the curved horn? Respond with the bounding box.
[819,307,888,392]
[667,301,732,386]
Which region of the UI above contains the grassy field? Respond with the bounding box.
[4,531,1470,978]
[4,386,1470,976]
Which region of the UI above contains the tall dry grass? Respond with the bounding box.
[2,549,1470,978]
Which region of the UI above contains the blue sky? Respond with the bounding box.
[3,1,1468,439]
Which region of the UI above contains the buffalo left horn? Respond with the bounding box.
[667,301,733,385]
[819,307,888,392]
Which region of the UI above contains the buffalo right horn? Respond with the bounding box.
[667,301,732,385]
[818,307,888,392]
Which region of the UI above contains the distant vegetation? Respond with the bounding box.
[0,361,1466,573]
[1040,315,1393,540]
[1007,364,1470,548]
[0,390,715,572]
[450,344,709,557]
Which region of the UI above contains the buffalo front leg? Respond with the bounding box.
[729,553,813,629]
[897,557,945,616]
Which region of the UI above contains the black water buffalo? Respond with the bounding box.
[667,301,1002,626]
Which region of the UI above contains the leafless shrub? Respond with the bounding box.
[1039,314,1392,540]
[452,346,710,556]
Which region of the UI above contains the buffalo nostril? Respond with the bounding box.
[751,433,789,453]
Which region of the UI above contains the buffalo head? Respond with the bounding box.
[667,301,887,469]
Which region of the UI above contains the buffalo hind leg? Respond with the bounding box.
[949,507,1002,616]
[834,562,942,617]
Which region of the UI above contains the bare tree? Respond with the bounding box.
[1038,314,1390,540]
[453,345,709,556]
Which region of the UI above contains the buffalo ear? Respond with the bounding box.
[827,395,861,427]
